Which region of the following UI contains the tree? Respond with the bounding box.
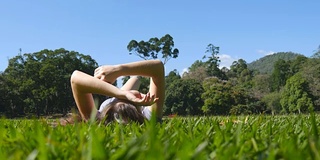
[229,59,248,77]
[251,74,272,99]
[164,79,204,116]
[188,60,206,72]
[2,48,98,117]
[299,58,320,110]
[202,44,226,80]
[183,44,227,81]
[227,59,252,85]
[280,73,314,113]
[261,92,282,115]
[201,77,232,115]
[127,34,179,64]
[0,73,8,115]
[271,56,307,92]
[182,60,208,82]
[165,69,181,88]
[163,69,181,115]
[271,59,291,91]
[2,54,26,117]
[290,55,307,74]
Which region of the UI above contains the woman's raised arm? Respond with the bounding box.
[94,60,165,118]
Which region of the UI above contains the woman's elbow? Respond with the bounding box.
[70,70,81,85]
[154,59,164,66]
[153,60,164,73]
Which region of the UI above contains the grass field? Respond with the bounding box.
[0,114,320,160]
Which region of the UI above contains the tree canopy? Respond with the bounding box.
[0,48,98,117]
[127,34,179,64]
[280,73,314,113]
[165,78,204,115]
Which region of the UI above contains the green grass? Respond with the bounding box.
[1,114,320,160]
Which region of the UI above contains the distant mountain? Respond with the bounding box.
[247,52,302,74]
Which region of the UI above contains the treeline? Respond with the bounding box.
[0,48,98,117]
[1,44,320,118]
[163,46,320,116]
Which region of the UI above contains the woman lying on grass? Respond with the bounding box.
[63,60,165,125]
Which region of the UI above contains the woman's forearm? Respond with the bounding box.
[71,70,126,99]
[115,60,164,78]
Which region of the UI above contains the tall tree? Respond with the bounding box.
[127,34,179,64]
[271,59,290,91]
[202,44,226,80]
[163,69,181,115]
[280,73,314,113]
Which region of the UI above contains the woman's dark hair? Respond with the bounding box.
[57,100,145,126]
[99,100,146,125]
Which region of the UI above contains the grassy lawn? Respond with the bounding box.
[0,114,320,160]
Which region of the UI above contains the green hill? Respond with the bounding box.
[247,52,302,74]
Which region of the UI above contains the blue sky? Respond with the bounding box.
[1,1,319,75]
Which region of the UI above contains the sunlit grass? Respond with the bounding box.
[0,114,320,159]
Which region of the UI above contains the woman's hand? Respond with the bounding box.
[124,90,158,106]
[94,65,119,84]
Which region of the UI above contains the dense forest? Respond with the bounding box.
[247,52,302,74]
[0,49,98,117]
[1,36,320,117]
